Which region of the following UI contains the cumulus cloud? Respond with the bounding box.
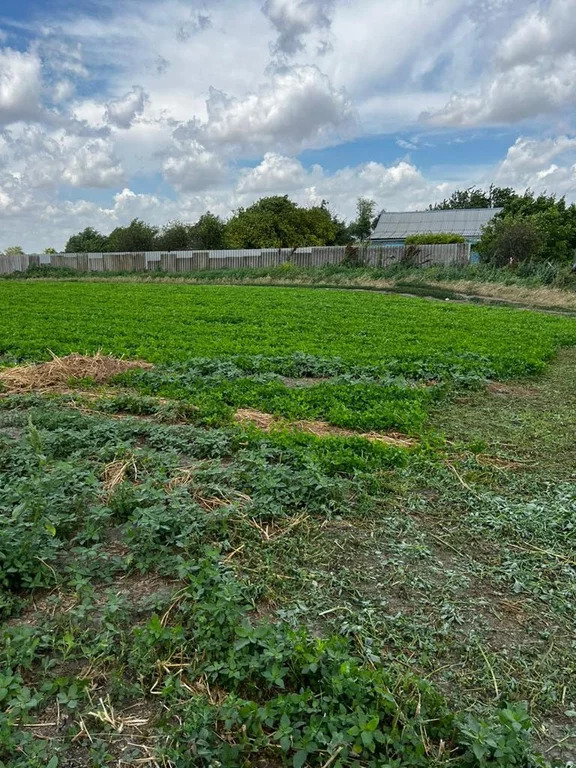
[191,65,354,153]
[163,139,226,191]
[428,0,576,126]
[495,135,576,192]
[0,48,43,125]
[498,0,576,67]
[262,0,334,55]
[61,138,124,187]
[106,86,148,129]
[237,152,309,193]
[236,153,448,217]
[0,125,124,191]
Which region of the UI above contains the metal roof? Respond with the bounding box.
[371,208,503,240]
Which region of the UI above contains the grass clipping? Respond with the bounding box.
[0,352,153,395]
[235,408,416,448]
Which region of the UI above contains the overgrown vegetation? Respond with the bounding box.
[1,282,575,766]
[432,185,576,266]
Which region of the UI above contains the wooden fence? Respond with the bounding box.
[0,243,470,275]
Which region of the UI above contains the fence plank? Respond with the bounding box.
[0,243,471,276]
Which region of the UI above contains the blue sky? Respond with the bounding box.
[1,0,576,251]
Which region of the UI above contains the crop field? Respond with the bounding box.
[1,280,576,767]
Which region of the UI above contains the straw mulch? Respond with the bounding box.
[0,352,153,395]
[234,408,416,448]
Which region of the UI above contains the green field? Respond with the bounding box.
[1,280,575,767]
[1,281,575,372]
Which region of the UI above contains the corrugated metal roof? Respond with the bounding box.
[371,208,503,240]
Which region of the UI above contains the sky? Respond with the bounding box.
[1,0,576,252]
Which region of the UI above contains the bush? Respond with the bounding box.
[405,232,466,245]
[478,217,544,267]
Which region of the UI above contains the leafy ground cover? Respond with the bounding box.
[4,263,576,313]
[0,281,575,767]
[1,281,575,373]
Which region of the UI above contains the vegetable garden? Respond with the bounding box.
[1,281,575,767]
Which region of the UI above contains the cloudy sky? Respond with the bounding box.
[1,0,576,251]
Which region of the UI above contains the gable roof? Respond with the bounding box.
[371,208,503,240]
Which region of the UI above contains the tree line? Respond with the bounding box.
[3,186,576,267]
[61,197,377,254]
[432,185,576,266]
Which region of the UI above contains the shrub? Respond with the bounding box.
[478,217,544,267]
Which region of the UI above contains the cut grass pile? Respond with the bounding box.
[0,352,152,394]
[0,280,575,766]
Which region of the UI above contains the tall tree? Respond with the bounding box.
[189,212,226,249]
[106,219,158,252]
[155,220,195,251]
[431,185,516,210]
[478,217,544,266]
[224,196,348,248]
[348,198,377,241]
[65,227,108,253]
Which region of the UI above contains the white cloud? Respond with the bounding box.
[236,153,448,218]
[237,152,309,193]
[61,138,124,187]
[262,0,334,55]
[106,86,148,129]
[495,135,576,193]
[428,0,576,126]
[498,0,576,67]
[0,48,43,124]
[192,65,355,153]
[163,139,226,191]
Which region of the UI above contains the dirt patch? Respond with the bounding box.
[0,352,153,395]
[234,408,416,448]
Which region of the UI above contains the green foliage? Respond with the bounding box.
[2,246,24,256]
[405,232,466,245]
[348,197,377,242]
[224,196,350,248]
[434,186,576,265]
[1,283,574,380]
[64,226,108,253]
[155,219,195,250]
[106,218,159,252]
[155,214,227,251]
[431,185,517,210]
[478,217,544,267]
[0,278,574,766]
[190,211,226,249]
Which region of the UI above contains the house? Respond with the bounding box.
[370,208,503,260]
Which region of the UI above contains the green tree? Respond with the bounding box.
[224,196,347,249]
[348,198,377,241]
[431,185,516,210]
[65,227,108,253]
[189,212,226,249]
[43,247,57,254]
[155,220,195,251]
[107,219,158,252]
[477,217,544,267]
[3,245,24,256]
